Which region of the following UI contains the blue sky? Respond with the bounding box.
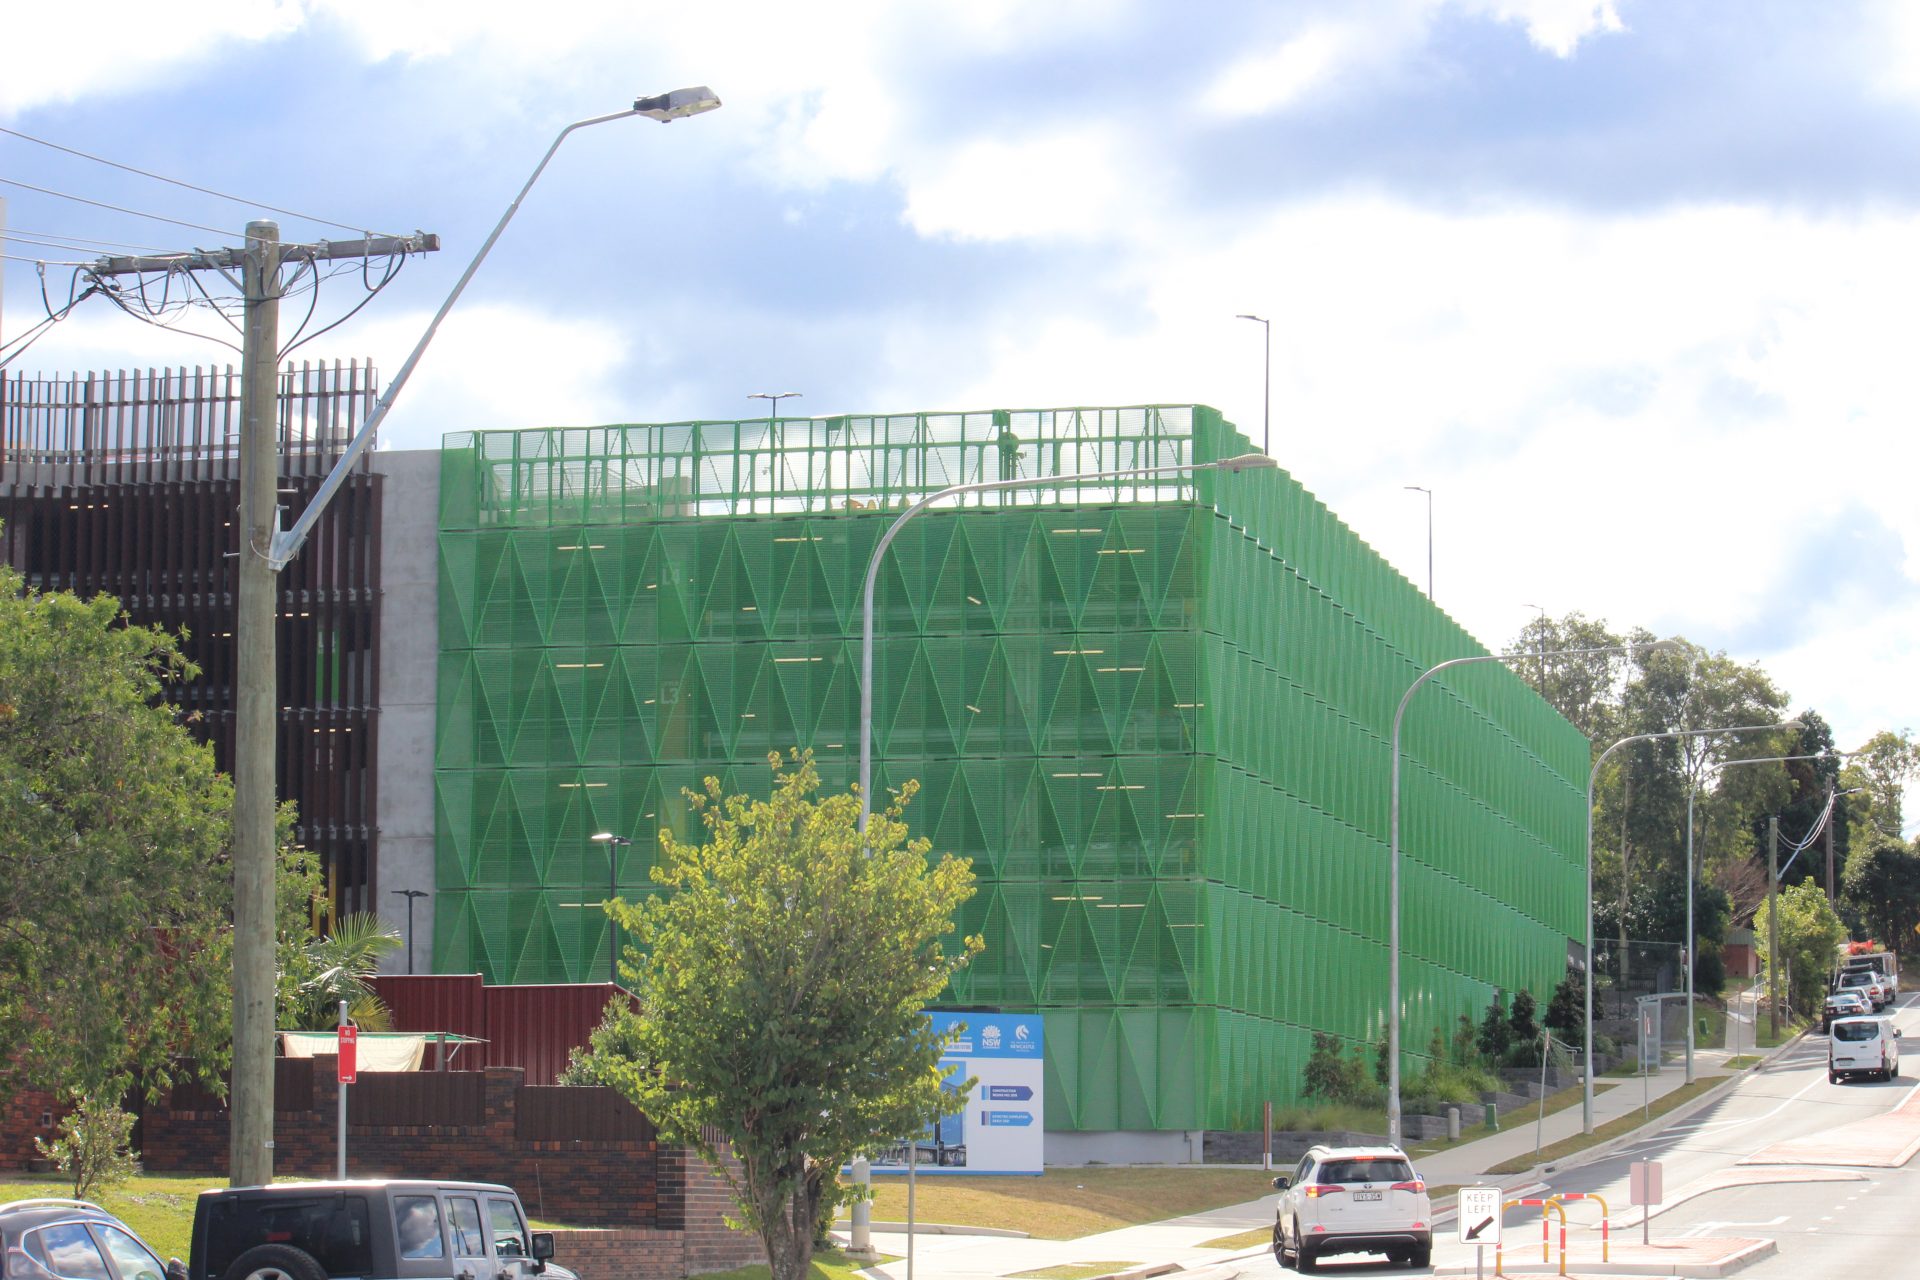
[3,0,1916,822]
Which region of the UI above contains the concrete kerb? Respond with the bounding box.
[839,1221,1031,1238]
[1491,1028,1811,1186]
[1435,1236,1777,1277]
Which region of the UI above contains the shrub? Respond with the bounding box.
[1476,991,1512,1062]
[1302,1032,1378,1106]
[34,1094,139,1200]
[1544,967,1586,1050]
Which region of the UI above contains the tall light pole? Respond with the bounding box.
[389,889,428,975]
[589,833,634,985]
[1683,752,1832,1082]
[218,87,721,1189]
[1235,314,1271,455]
[1385,641,1678,1148]
[850,450,1276,1278]
[1582,720,1800,1132]
[1404,486,1432,600]
[748,391,802,426]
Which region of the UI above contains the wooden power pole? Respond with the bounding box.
[1768,815,1780,1041]
[85,224,436,1187]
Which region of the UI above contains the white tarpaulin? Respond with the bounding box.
[280,1031,426,1072]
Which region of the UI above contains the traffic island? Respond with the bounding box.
[1435,1234,1776,1277]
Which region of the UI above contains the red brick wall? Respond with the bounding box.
[0,1090,61,1170]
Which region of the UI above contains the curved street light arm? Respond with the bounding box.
[269,93,720,569]
[1386,639,1678,1145]
[857,454,1272,834]
[1582,717,1801,1131]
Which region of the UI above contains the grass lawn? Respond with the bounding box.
[1008,1262,1137,1280]
[861,1168,1268,1240]
[0,1172,217,1261]
[697,1248,895,1280]
[1406,1081,1616,1158]
[1483,1077,1725,1175]
[1722,1055,1763,1070]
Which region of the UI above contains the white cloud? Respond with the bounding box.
[1458,0,1626,58]
[899,127,1144,242]
[0,0,304,115]
[1202,26,1357,118]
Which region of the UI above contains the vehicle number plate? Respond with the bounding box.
[1354,1191,1382,1201]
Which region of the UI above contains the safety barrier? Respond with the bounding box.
[1496,1197,1567,1277]
[1549,1191,1610,1263]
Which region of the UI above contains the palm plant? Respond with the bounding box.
[279,912,403,1030]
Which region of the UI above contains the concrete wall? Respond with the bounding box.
[1043,1129,1202,1166]
[374,448,441,974]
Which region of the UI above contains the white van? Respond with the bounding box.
[1829,1016,1901,1083]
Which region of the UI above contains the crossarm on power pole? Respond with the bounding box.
[85,233,439,279]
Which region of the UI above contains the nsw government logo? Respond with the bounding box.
[981,1024,1002,1049]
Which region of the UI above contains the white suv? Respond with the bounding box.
[1271,1144,1432,1272]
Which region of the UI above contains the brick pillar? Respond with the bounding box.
[482,1067,524,1142]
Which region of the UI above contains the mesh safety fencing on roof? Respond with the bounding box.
[436,404,1589,1130]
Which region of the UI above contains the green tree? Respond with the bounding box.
[556,999,646,1087]
[0,561,236,1104]
[1475,991,1511,1062]
[1754,880,1848,1017]
[596,751,980,1280]
[1544,968,1586,1050]
[1505,989,1542,1066]
[33,1093,140,1200]
[1842,832,1920,951]
[1842,730,1918,845]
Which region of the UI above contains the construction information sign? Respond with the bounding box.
[869,1012,1045,1175]
[1457,1186,1502,1246]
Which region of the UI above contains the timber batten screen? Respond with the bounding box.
[435,405,1587,1130]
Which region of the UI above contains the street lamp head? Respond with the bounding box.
[634,86,722,122]
[589,831,633,845]
[1211,453,1279,473]
[1235,313,1267,324]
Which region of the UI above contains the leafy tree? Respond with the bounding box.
[278,912,402,1031]
[0,560,237,1104]
[1512,612,1629,741]
[556,998,646,1087]
[595,751,980,1280]
[33,1094,140,1200]
[1754,880,1848,1017]
[1476,991,1511,1062]
[1842,832,1920,952]
[1505,989,1542,1066]
[1842,730,1919,845]
[1760,713,1847,890]
[1544,968,1586,1050]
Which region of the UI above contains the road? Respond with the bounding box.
[1276,992,1919,1276]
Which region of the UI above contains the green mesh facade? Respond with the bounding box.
[435,405,1588,1131]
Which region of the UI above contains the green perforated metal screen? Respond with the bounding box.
[435,404,1589,1131]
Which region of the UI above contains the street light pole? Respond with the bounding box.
[1583,719,1800,1132]
[851,451,1275,1276]
[1235,314,1271,455]
[390,889,428,975]
[748,391,802,427]
[1683,752,1829,1082]
[1404,486,1432,600]
[1385,641,1676,1148]
[589,833,634,986]
[215,87,719,1187]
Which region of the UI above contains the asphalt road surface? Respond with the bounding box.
[1270,992,1918,1276]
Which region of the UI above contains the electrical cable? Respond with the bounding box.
[0,176,238,237]
[4,231,138,256]
[0,224,167,252]
[280,248,408,357]
[2,250,91,266]
[0,123,393,237]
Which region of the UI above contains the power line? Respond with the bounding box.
[0,176,238,237]
[0,124,392,237]
[4,231,133,256]
[2,250,91,266]
[2,224,167,252]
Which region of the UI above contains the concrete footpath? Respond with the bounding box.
[839,1042,1779,1280]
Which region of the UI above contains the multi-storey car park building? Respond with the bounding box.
[434,404,1591,1160]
